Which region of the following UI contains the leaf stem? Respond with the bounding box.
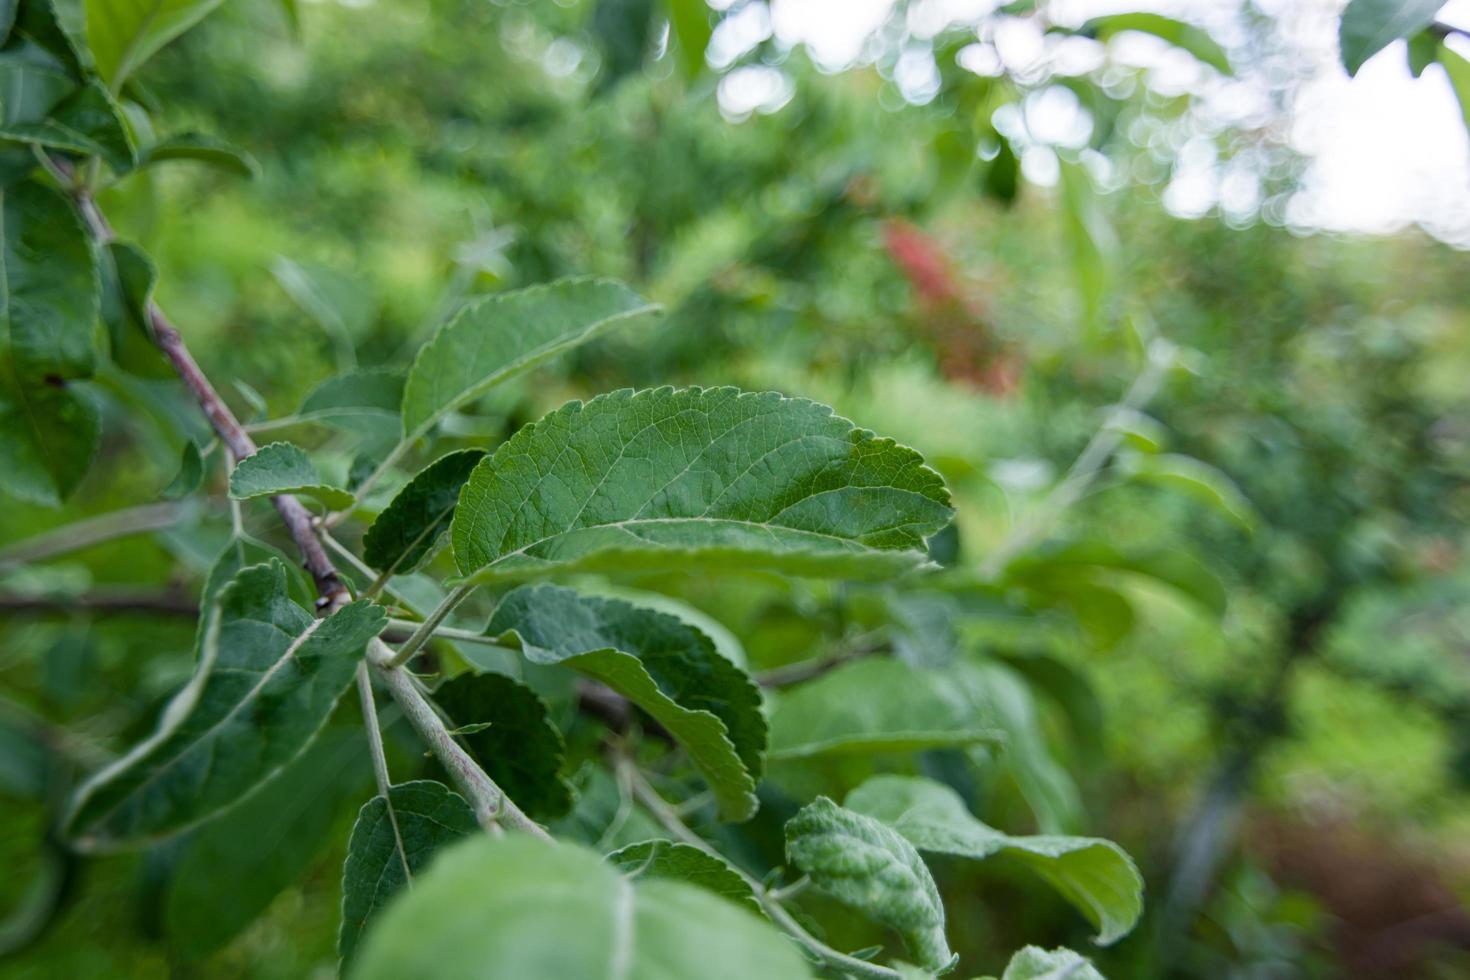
[356,662,412,880]
[619,759,903,980]
[382,618,515,652]
[0,502,200,569]
[381,583,476,669]
[326,438,414,528]
[371,641,547,839]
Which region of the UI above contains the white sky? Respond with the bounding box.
[722,0,1470,248]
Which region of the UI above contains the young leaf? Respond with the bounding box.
[84,0,228,88]
[1338,0,1445,75]
[786,797,953,971]
[1078,12,1231,75]
[350,834,814,979]
[164,729,369,961]
[2,179,99,384]
[362,449,485,577]
[297,368,404,430]
[100,241,172,379]
[430,671,572,819]
[228,441,354,509]
[0,366,99,505]
[665,0,711,78]
[1117,452,1257,531]
[63,561,386,850]
[1441,41,1470,132]
[0,79,136,171]
[136,131,259,176]
[486,584,766,819]
[339,780,477,970]
[160,440,204,499]
[607,839,759,911]
[451,386,954,583]
[401,277,659,443]
[845,775,1143,945]
[767,658,1002,761]
[994,946,1104,980]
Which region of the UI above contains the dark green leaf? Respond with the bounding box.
[607,839,759,910]
[548,762,665,848]
[100,240,172,378]
[2,179,99,384]
[136,131,259,176]
[786,797,952,971]
[665,0,711,78]
[63,561,386,849]
[339,780,477,970]
[402,277,658,444]
[846,775,1143,944]
[452,386,954,583]
[1080,12,1232,75]
[1338,0,1445,75]
[0,0,17,46]
[160,440,203,499]
[0,78,136,170]
[1117,452,1257,531]
[164,729,369,960]
[362,449,484,576]
[486,584,765,820]
[430,671,572,819]
[592,0,655,90]
[0,363,99,505]
[83,0,227,88]
[14,0,90,77]
[350,834,814,979]
[228,441,354,510]
[1407,29,1439,76]
[0,40,73,134]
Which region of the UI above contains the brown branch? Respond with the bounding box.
[0,590,197,617]
[59,160,349,612]
[0,502,197,569]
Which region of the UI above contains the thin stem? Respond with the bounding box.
[356,662,411,880]
[0,502,196,569]
[327,438,413,528]
[383,619,516,652]
[372,640,547,838]
[979,340,1175,580]
[382,583,476,669]
[620,760,902,980]
[242,414,308,435]
[0,590,197,617]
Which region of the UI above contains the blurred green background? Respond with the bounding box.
[3,0,1470,977]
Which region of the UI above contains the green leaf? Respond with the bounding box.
[0,0,18,47]
[430,671,572,820]
[83,0,227,88]
[271,257,374,366]
[607,839,759,911]
[199,531,312,614]
[136,131,258,176]
[1338,0,1445,75]
[846,775,1143,945]
[1002,541,1227,619]
[362,449,485,577]
[0,362,99,505]
[1080,12,1232,75]
[228,441,355,510]
[401,277,658,443]
[100,240,171,378]
[2,179,99,384]
[786,797,953,971]
[0,78,135,171]
[63,561,386,849]
[160,440,203,499]
[485,584,766,820]
[452,386,954,583]
[1117,452,1257,531]
[164,729,369,961]
[0,41,74,131]
[1441,42,1470,132]
[339,780,477,970]
[14,0,91,78]
[350,834,814,980]
[665,0,711,78]
[549,762,665,849]
[767,658,1002,761]
[298,368,403,427]
[996,946,1105,980]
[1407,29,1439,76]
[1057,159,1116,336]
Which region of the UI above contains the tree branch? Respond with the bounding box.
[0,590,197,617]
[0,502,199,569]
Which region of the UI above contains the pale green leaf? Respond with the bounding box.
[298,368,403,425]
[607,839,759,910]
[767,658,1002,761]
[0,362,98,505]
[2,179,99,383]
[1441,42,1470,132]
[84,0,227,88]
[665,0,711,78]
[998,946,1105,980]
[1338,0,1445,75]
[1081,12,1231,75]
[136,131,258,176]
[452,386,954,583]
[1118,452,1257,531]
[0,78,135,171]
[228,441,354,510]
[1001,540,1227,619]
[362,449,484,577]
[486,584,766,820]
[846,775,1143,944]
[160,440,203,499]
[350,834,815,980]
[164,729,368,961]
[786,797,953,971]
[63,561,386,849]
[339,780,477,970]
[100,240,172,379]
[431,671,572,819]
[401,277,659,442]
